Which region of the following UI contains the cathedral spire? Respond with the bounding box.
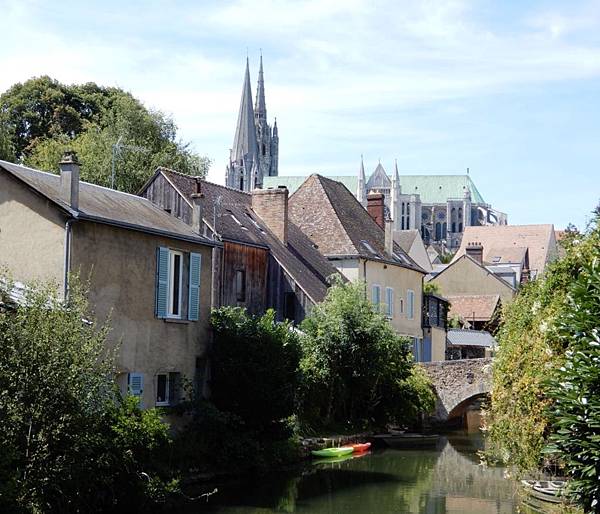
[231,57,258,168]
[357,155,367,206]
[255,52,267,121]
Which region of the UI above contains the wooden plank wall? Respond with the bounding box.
[141,173,192,224]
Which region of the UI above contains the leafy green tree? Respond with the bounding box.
[486,213,600,472]
[0,276,174,513]
[299,278,433,428]
[423,282,441,295]
[210,307,301,438]
[546,215,600,512]
[0,76,210,193]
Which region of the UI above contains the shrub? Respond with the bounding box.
[0,276,174,513]
[546,215,600,512]
[298,278,428,428]
[210,307,301,438]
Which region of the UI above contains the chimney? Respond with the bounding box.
[191,177,204,235]
[367,193,385,229]
[59,151,80,210]
[385,220,394,257]
[466,242,483,264]
[251,186,288,244]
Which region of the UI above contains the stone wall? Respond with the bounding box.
[421,358,493,423]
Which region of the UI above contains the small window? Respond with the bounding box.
[156,373,170,406]
[399,296,404,314]
[372,284,381,312]
[168,251,183,318]
[361,240,378,256]
[236,269,246,302]
[385,287,394,318]
[284,291,296,321]
[407,289,415,320]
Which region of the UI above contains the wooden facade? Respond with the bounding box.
[142,172,193,224]
[221,241,268,316]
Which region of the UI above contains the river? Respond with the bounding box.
[190,430,542,514]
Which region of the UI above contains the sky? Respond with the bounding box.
[1,0,599,230]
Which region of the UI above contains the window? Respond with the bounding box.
[168,250,183,318]
[156,248,201,321]
[284,291,296,321]
[407,289,415,320]
[156,373,169,406]
[371,284,381,311]
[385,287,394,318]
[399,296,404,314]
[155,372,181,406]
[236,269,246,302]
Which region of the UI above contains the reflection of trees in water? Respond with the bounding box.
[199,433,524,514]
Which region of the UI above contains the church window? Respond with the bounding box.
[452,222,456,233]
[262,143,266,156]
[458,222,463,232]
[458,208,462,219]
[435,222,442,240]
[442,222,447,236]
[239,177,244,190]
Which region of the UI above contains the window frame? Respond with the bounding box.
[167,250,184,319]
[155,373,170,406]
[235,269,246,302]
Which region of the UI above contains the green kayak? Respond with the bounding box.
[311,447,354,458]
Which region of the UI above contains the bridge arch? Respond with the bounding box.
[421,358,493,423]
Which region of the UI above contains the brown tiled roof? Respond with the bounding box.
[0,160,215,245]
[454,224,557,275]
[446,294,501,322]
[157,168,340,303]
[288,175,424,272]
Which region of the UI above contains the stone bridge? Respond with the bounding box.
[421,358,493,423]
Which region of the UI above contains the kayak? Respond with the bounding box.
[311,446,354,458]
[351,442,371,452]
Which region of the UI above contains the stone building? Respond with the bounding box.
[225,56,278,192]
[264,158,507,249]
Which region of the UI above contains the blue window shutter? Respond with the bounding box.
[156,247,169,318]
[188,252,201,321]
[128,373,144,397]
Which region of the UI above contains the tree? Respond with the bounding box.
[0,76,210,193]
[546,215,600,512]
[299,278,433,428]
[0,276,174,513]
[209,307,301,438]
[486,209,600,472]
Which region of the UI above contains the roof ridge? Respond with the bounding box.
[160,167,253,197]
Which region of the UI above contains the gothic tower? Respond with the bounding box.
[226,55,278,192]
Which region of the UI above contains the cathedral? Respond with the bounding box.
[264,158,507,249]
[225,56,278,191]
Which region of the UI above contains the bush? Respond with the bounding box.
[210,307,301,438]
[0,277,174,513]
[546,215,600,512]
[298,278,430,429]
[485,215,600,473]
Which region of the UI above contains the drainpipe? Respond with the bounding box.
[63,218,75,300]
[362,258,367,299]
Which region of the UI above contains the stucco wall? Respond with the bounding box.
[360,259,424,339]
[70,221,213,408]
[430,256,514,303]
[430,326,447,361]
[0,172,66,289]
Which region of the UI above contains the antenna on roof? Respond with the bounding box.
[467,167,470,175]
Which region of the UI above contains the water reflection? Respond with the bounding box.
[196,431,532,514]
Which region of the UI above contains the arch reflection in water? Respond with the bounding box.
[194,431,535,514]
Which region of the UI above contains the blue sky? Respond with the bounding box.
[1,0,599,229]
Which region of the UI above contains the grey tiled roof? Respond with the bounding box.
[366,163,391,189]
[0,160,215,245]
[159,169,341,303]
[288,175,425,273]
[447,329,497,347]
[393,229,419,252]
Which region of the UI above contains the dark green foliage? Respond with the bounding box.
[0,76,210,193]
[0,277,174,513]
[299,279,434,428]
[547,216,600,512]
[210,307,301,438]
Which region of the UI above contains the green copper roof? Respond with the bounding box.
[263,174,486,205]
